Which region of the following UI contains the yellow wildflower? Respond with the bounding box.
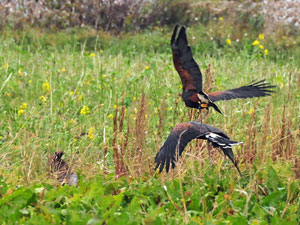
[153,130,158,135]
[252,40,259,46]
[248,109,254,115]
[89,53,95,58]
[80,105,90,115]
[42,81,50,92]
[219,17,224,21]
[18,109,24,116]
[18,70,23,76]
[28,80,32,84]
[259,45,264,49]
[226,38,232,45]
[258,34,264,40]
[107,114,114,119]
[69,91,74,96]
[39,95,47,102]
[168,107,173,111]
[145,114,148,119]
[2,62,8,69]
[88,127,96,139]
[113,105,117,109]
[60,67,66,73]
[132,96,136,101]
[20,103,27,110]
[264,49,269,55]
[100,49,104,54]
[145,65,150,70]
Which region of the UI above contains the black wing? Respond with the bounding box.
[171,25,203,92]
[208,80,276,102]
[155,123,204,173]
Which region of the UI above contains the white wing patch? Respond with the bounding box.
[197,93,209,103]
[205,132,242,147]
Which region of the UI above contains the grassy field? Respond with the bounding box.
[0,26,299,224]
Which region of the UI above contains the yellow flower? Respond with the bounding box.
[259,45,264,49]
[80,105,91,115]
[113,104,117,109]
[168,107,173,111]
[18,70,23,76]
[153,130,158,135]
[18,109,24,116]
[264,49,269,55]
[2,62,8,69]
[107,114,113,119]
[28,80,32,84]
[145,65,150,70]
[248,109,254,115]
[132,96,136,101]
[88,127,96,139]
[60,67,66,73]
[219,17,224,21]
[39,95,47,102]
[89,53,95,58]
[20,103,27,110]
[100,49,104,54]
[226,38,232,45]
[145,114,148,119]
[42,81,50,92]
[252,40,259,46]
[258,34,264,40]
[69,91,74,96]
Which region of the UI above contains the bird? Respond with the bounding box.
[171,24,276,115]
[48,151,78,186]
[154,122,242,175]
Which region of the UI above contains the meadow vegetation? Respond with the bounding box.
[0,24,299,224]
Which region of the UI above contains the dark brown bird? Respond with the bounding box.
[171,25,276,114]
[155,122,242,175]
[48,151,78,186]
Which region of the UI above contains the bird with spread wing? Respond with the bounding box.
[171,25,276,115]
[155,122,242,175]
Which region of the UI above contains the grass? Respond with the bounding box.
[0,26,299,224]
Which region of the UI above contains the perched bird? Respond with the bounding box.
[171,25,276,115]
[155,122,242,175]
[48,151,78,186]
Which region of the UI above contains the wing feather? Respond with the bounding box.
[208,80,276,102]
[155,123,204,173]
[171,26,203,92]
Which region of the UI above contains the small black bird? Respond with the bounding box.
[155,122,242,175]
[171,25,276,114]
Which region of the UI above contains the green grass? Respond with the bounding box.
[0,27,299,224]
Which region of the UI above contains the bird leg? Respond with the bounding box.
[196,109,202,122]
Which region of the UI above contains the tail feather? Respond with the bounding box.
[206,132,242,175]
[209,101,223,115]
